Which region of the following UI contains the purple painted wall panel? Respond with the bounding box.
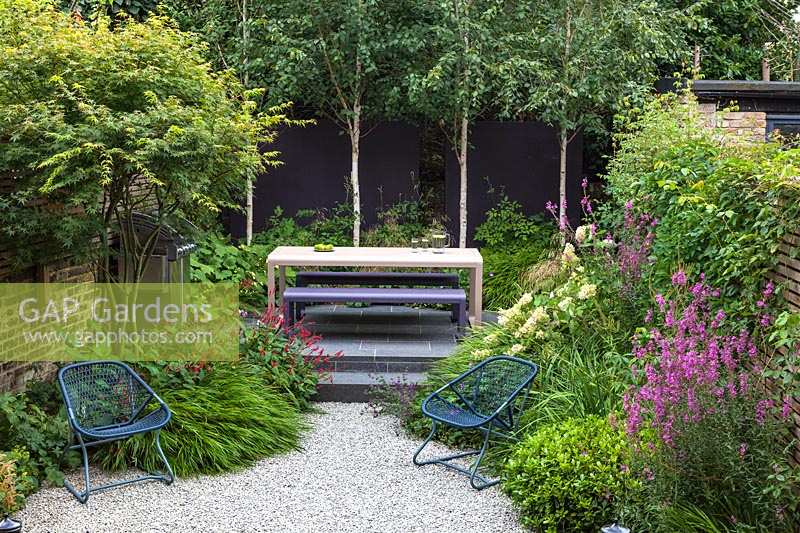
[445,121,583,246]
[227,120,419,238]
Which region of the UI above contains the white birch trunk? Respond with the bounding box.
[242,0,253,245]
[458,115,468,248]
[350,102,361,247]
[559,129,568,229]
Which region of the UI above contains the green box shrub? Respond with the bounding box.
[503,415,629,533]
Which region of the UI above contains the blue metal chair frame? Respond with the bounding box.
[413,355,539,490]
[58,361,174,503]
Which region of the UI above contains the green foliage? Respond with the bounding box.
[498,0,684,137]
[475,196,558,309]
[295,203,357,248]
[657,0,798,80]
[362,199,431,247]
[0,447,37,515]
[0,392,78,488]
[240,321,322,412]
[605,94,800,318]
[406,0,501,137]
[63,0,158,21]
[503,416,631,533]
[481,248,544,310]
[191,233,270,310]
[96,364,303,477]
[620,396,800,532]
[475,196,555,252]
[0,0,276,278]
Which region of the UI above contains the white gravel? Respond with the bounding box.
[18,403,524,533]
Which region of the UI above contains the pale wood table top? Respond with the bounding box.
[266,246,483,268]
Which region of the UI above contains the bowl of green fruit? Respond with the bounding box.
[313,243,335,252]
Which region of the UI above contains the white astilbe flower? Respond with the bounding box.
[561,243,578,266]
[577,283,597,300]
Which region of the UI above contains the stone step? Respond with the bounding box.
[315,351,449,373]
[314,371,427,403]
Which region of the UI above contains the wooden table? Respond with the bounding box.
[266,246,484,324]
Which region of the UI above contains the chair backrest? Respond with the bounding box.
[452,356,538,418]
[58,361,154,431]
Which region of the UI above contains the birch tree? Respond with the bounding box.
[408,0,499,247]
[497,0,684,226]
[263,0,394,246]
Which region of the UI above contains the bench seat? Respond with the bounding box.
[283,287,467,329]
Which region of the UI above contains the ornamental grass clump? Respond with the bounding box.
[622,273,800,532]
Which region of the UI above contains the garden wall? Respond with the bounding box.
[445,121,583,245]
[226,120,420,238]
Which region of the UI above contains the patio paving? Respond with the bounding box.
[17,403,524,533]
[303,305,460,401]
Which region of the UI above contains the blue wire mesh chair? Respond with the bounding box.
[58,361,174,503]
[413,355,539,490]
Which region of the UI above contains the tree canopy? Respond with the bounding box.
[0,0,274,279]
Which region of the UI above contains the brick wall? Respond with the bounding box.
[698,103,767,142]
[0,258,95,393]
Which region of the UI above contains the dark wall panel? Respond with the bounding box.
[445,121,583,246]
[228,120,419,238]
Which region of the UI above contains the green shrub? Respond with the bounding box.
[240,309,335,411]
[191,232,270,310]
[0,392,78,487]
[604,93,800,319]
[482,247,549,310]
[475,196,555,252]
[252,207,314,250]
[96,364,303,477]
[474,196,557,309]
[503,416,630,533]
[0,447,37,515]
[296,202,356,247]
[362,199,431,247]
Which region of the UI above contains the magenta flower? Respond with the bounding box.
[625,275,763,447]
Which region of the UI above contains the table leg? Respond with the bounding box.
[267,260,275,315]
[278,266,286,309]
[469,265,483,325]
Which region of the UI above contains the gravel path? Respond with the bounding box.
[19,403,524,533]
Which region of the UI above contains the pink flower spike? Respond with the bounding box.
[671,270,687,287]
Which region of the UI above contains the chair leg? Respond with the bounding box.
[469,425,500,490]
[412,420,499,490]
[64,432,91,504]
[63,430,175,504]
[413,420,438,466]
[153,430,175,485]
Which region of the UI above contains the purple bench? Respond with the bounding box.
[294,270,461,317]
[283,287,467,330]
[295,271,460,288]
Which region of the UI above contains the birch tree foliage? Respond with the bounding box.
[496,0,686,225]
[407,0,501,247]
[262,0,401,246]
